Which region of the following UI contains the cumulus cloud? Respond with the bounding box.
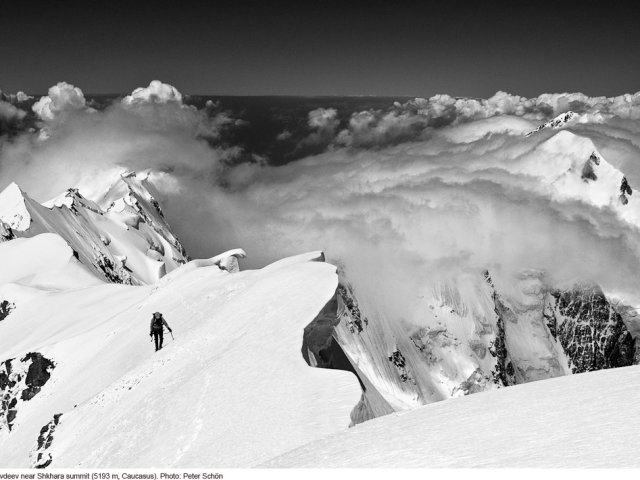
[319,90,640,151]
[296,108,340,152]
[0,80,242,201]
[32,82,88,121]
[122,80,183,105]
[3,84,640,326]
[15,91,32,103]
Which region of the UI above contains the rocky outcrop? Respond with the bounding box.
[0,221,14,242]
[489,296,516,386]
[94,250,133,285]
[31,413,62,468]
[581,152,600,182]
[1,353,55,431]
[619,176,633,205]
[453,368,492,395]
[525,111,578,136]
[546,285,635,372]
[388,347,414,384]
[0,300,15,321]
[337,283,366,333]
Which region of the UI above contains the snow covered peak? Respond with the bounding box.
[42,188,102,213]
[0,174,189,284]
[0,182,31,231]
[525,111,579,136]
[515,131,637,217]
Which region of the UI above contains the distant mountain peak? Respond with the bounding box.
[525,111,579,137]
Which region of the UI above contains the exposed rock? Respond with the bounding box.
[388,347,414,384]
[0,300,15,321]
[1,353,55,431]
[489,295,516,386]
[94,250,133,284]
[581,152,600,182]
[619,176,633,205]
[410,326,459,364]
[31,413,62,468]
[547,285,635,373]
[337,283,366,333]
[22,353,55,401]
[0,221,14,242]
[621,176,633,196]
[453,368,492,396]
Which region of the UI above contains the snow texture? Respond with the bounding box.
[0,236,360,467]
[264,365,640,468]
[0,172,188,285]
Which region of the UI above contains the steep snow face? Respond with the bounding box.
[0,183,31,231]
[332,272,502,422]
[0,233,101,289]
[511,131,635,216]
[263,365,640,468]
[332,268,636,424]
[0,173,188,285]
[0,240,360,467]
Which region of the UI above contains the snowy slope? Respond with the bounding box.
[0,237,360,467]
[0,172,188,285]
[0,233,101,290]
[264,365,640,468]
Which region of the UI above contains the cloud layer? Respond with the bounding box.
[2,82,640,322]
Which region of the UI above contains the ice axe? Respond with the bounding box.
[169,330,175,341]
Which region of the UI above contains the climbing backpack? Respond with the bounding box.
[152,316,164,332]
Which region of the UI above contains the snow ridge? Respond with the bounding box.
[525,111,579,136]
[0,173,189,285]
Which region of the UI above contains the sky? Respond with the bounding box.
[1,1,639,97]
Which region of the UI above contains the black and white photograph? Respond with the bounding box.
[1,1,639,473]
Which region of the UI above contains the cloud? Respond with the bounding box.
[194,120,640,320]
[299,108,339,146]
[0,80,242,201]
[314,90,640,151]
[15,91,32,103]
[32,82,88,121]
[3,84,640,325]
[276,130,292,141]
[0,101,26,122]
[0,100,28,138]
[122,80,183,105]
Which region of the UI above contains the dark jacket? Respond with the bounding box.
[150,315,171,333]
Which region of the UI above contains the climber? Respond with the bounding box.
[149,312,172,351]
